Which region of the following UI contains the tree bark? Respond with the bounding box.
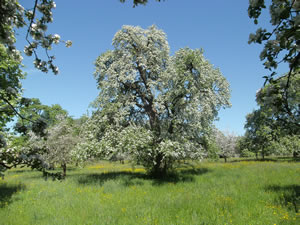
[61,163,67,177]
[151,152,168,178]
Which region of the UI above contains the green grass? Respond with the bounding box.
[0,160,299,225]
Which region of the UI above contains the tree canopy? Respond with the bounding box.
[248,0,299,82]
[0,44,25,134]
[74,25,231,177]
[256,72,300,134]
[243,73,299,158]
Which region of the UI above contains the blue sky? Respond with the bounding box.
[16,0,279,135]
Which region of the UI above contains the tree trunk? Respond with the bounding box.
[151,153,167,178]
[61,163,67,177]
[49,163,55,170]
[255,153,258,160]
[262,148,265,160]
[224,157,227,163]
[293,151,298,158]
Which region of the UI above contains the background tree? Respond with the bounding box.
[236,135,256,158]
[214,129,238,162]
[75,25,231,177]
[255,73,300,134]
[244,108,279,159]
[38,115,78,177]
[248,0,300,131]
[14,99,68,136]
[0,101,68,179]
[243,72,299,159]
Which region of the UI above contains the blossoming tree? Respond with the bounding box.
[214,129,238,162]
[76,25,231,177]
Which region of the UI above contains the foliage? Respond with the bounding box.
[0,102,69,179]
[280,134,300,156]
[13,98,68,136]
[271,134,300,156]
[75,25,231,177]
[256,72,300,134]
[27,115,79,176]
[0,44,26,132]
[236,136,256,158]
[0,0,71,74]
[0,133,64,179]
[120,0,162,7]
[214,129,238,162]
[0,0,71,179]
[244,71,299,158]
[0,44,27,177]
[205,139,220,160]
[248,0,300,82]
[244,108,278,158]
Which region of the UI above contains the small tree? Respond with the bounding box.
[214,130,238,162]
[43,116,78,177]
[76,25,231,177]
[244,108,279,159]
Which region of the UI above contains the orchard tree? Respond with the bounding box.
[244,108,279,159]
[42,115,78,177]
[76,25,231,177]
[0,131,65,179]
[214,129,238,162]
[14,99,68,136]
[248,0,300,126]
[1,103,70,179]
[236,135,256,158]
[256,73,300,134]
[244,72,299,158]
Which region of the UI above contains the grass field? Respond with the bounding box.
[0,159,299,225]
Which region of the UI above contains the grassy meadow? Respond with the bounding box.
[0,159,299,225]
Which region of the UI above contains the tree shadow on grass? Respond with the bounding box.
[76,171,146,187]
[7,169,35,174]
[150,167,210,185]
[231,158,277,163]
[0,182,25,208]
[75,167,210,187]
[265,184,300,213]
[231,157,300,163]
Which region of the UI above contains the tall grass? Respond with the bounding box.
[0,160,299,225]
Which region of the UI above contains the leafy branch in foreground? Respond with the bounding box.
[0,0,72,75]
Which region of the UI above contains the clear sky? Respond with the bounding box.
[16,0,280,135]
